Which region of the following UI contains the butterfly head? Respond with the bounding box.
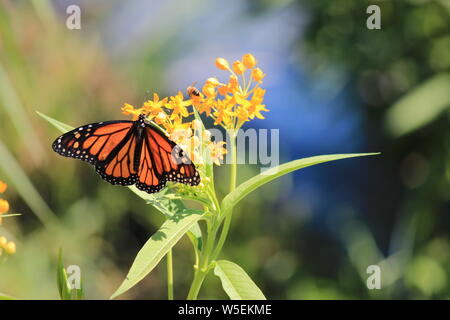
[137,113,148,127]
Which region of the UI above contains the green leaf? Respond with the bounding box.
[111,210,204,299]
[56,249,84,300]
[386,73,450,137]
[129,186,203,250]
[214,260,266,300]
[36,110,74,132]
[0,213,21,218]
[221,153,380,214]
[0,293,16,300]
[56,249,72,300]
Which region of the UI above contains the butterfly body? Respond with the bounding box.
[52,114,200,194]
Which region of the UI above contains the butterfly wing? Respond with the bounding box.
[52,120,138,185]
[135,124,200,193]
[53,117,200,194]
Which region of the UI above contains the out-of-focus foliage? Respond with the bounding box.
[0,0,448,299]
[294,0,450,299]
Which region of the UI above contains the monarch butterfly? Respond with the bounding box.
[52,114,200,193]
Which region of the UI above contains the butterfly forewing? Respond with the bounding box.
[52,121,134,165]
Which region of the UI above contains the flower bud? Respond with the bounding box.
[242,54,257,68]
[0,236,6,247]
[0,199,9,214]
[5,241,16,254]
[0,181,7,193]
[206,77,220,87]
[202,84,216,98]
[215,58,230,70]
[251,68,265,82]
[232,61,245,75]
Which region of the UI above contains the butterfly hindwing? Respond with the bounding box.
[135,127,168,193]
[134,125,200,193]
[95,129,139,186]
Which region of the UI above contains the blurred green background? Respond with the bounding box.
[0,0,449,299]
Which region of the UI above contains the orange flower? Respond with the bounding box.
[202,84,216,98]
[242,53,257,69]
[0,181,6,193]
[206,77,220,87]
[5,241,16,254]
[120,53,266,167]
[251,68,265,82]
[232,60,245,75]
[215,58,230,70]
[166,92,191,119]
[121,103,143,120]
[143,93,167,117]
[0,199,9,214]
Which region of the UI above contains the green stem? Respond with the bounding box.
[166,249,174,300]
[212,131,237,259]
[187,269,207,300]
[228,130,238,193]
[186,130,238,299]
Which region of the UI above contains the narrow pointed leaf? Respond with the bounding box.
[221,153,379,214]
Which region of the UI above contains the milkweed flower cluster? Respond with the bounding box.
[121,54,266,169]
[193,53,268,130]
[121,93,227,169]
[0,180,16,256]
[0,236,16,256]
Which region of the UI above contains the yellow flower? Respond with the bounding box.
[232,60,245,75]
[0,181,6,193]
[118,53,267,167]
[208,141,227,166]
[248,103,269,120]
[242,53,257,69]
[236,105,250,123]
[215,58,230,70]
[218,85,229,96]
[251,68,265,82]
[121,103,143,120]
[0,199,9,214]
[206,77,220,87]
[143,93,168,116]
[0,236,6,247]
[251,87,266,104]
[5,241,16,255]
[166,92,191,119]
[202,84,216,98]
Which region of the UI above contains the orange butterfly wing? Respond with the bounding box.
[53,121,138,185]
[135,125,200,193]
